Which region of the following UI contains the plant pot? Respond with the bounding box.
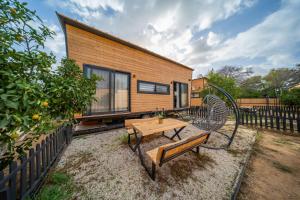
[158,118,163,124]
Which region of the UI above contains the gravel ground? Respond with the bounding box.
[56,122,256,200]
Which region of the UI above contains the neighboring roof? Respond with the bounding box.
[56,12,193,71]
[192,77,208,81]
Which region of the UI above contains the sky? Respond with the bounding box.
[22,0,300,77]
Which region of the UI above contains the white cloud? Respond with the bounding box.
[207,32,222,46]
[49,0,255,66]
[185,0,300,75]
[48,0,300,76]
[44,24,65,62]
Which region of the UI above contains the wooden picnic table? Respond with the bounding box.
[132,118,188,137]
[128,118,188,175]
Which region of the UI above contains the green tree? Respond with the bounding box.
[239,76,264,98]
[217,65,253,84]
[0,0,98,169]
[201,71,240,100]
[45,58,99,121]
[0,0,56,165]
[280,88,300,106]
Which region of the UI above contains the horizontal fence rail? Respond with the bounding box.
[239,106,300,133]
[0,125,73,200]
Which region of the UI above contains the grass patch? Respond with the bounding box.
[34,172,76,200]
[169,153,215,182]
[117,134,128,145]
[272,161,293,173]
[255,131,263,143]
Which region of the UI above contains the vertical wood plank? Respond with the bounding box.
[46,137,50,167]
[0,171,6,200]
[36,144,41,179]
[297,110,300,133]
[20,156,27,198]
[49,134,53,162]
[254,111,258,126]
[29,148,35,187]
[264,109,268,129]
[270,114,274,129]
[289,117,294,132]
[9,161,17,200]
[283,111,287,131]
[259,110,263,128]
[41,140,46,173]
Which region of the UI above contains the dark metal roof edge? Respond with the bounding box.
[56,12,194,71]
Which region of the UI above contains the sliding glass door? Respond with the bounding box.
[84,65,130,114]
[174,82,188,108]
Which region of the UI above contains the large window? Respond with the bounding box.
[174,82,188,108]
[84,65,130,114]
[137,80,170,95]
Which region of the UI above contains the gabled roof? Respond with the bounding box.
[56,12,193,71]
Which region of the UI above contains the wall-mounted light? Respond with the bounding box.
[133,74,136,78]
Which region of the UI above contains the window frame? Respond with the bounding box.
[173,81,189,108]
[137,80,170,95]
[83,64,131,115]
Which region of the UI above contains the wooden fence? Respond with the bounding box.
[236,98,279,107]
[239,106,300,133]
[0,125,73,200]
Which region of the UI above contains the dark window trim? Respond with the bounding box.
[83,64,131,115]
[137,80,170,95]
[173,81,189,108]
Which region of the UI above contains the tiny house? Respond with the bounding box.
[57,13,193,119]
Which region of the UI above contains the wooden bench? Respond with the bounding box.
[145,131,210,180]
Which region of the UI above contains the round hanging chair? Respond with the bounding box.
[189,83,240,149]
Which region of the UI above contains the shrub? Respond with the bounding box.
[280,88,300,106]
[0,0,98,169]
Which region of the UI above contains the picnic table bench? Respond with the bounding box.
[125,117,210,180]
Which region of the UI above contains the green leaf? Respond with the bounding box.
[0,117,9,129]
[5,100,19,109]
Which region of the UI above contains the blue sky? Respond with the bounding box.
[22,0,300,76]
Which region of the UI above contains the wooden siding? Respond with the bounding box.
[66,24,192,113]
[236,98,279,107]
[191,98,203,106]
[191,78,207,92]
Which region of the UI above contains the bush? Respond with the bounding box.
[0,0,98,169]
[280,88,300,106]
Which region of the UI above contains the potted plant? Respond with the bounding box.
[157,108,165,124]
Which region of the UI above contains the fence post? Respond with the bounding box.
[250,110,253,126]
[289,117,294,132]
[0,171,7,200]
[41,140,46,173]
[20,156,27,198]
[254,111,258,126]
[297,110,300,133]
[9,161,17,200]
[36,144,41,179]
[29,148,35,188]
[270,113,274,129]
[259,110,263,128]
[265,109,268,129]
[283,111,287,131]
